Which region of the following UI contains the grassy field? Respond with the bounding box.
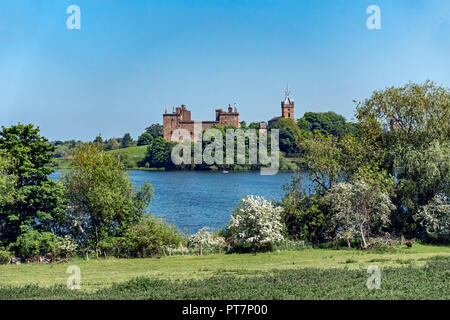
[0,244,449,299]
[107,145,148,168]
[53,146,150,170]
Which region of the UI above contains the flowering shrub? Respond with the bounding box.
[188,227,226,255]
[228,196,284,250]
[325,180,394,248]
[414,193,450,242]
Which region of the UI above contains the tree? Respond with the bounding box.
[300,131,393,193]
[144,137,176,168]
[137,132,154,146]
[105,138,120,151]
[227,196,284,250]
[121,133,134,148]
[325,180,394,248]
[281,174,327,242]
[0,124,66,248]
[93,134,103,145]
[188,227,225,255]
[297,111,357,137]
[356,81,450,236]
[268,118,302,154]
[145,124,163,138]
[60,143,154,256]
[0,155,18,209]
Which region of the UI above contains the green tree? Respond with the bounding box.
[297,111,357,137]
[137,132,154,146]
[0,124,66,248]
[60,143,154,256]
[145,124,163,138]
[93,134,103,145]
[121,133,134,148]
[281,174,327,242]
[145,137,176,168]
[0,155,18,209]
[357,80,450,237]
[105,138,120,151]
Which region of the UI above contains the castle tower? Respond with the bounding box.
[281,84,294,120]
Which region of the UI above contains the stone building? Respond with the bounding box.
[268,87,295,126]
[163,104,240,141]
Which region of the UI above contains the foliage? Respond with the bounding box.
[121,133,135,148]
[118,216,186,257]
[268,118,301,154]
[0,124,67,249]
[0,154,19,207]
[105,138,120,150]
[356,80,450,237]
[188,227,226,254]
[300,131,394,193]
[325,180,395,248]
[0,248,12,265]
[137,132,153,146]
[144,124,163,138]
[281,174,328,242]
[227,196,284,250]
[414,193,450,242]
[8,229,77,262]
[59,143,154,255]
[297,111,358,137]
[144,137,176,168]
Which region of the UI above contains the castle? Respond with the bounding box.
[163,104,240,141]
[162,88,294,141]
[268,87,295,126]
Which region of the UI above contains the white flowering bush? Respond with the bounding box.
[325,180,394,249]
[414,193,450,242]
[188,227,226,255]
[228,196,284,250]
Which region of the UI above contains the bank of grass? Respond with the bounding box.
[107,145,148,168]
[0,255,448,300]
[0,244,448,297]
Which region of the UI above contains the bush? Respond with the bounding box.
[414,193,450,242]
[188,227,226,255]
[9,229,77,262]
[119,216,186,258]
[227,195,284,251]
[0,248,12,264]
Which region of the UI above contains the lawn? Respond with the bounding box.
[0,244,448,299]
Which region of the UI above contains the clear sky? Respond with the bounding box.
[1,0,449,141]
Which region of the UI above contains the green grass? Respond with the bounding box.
[53,146,150,169]
[0,255,448,300]
[107,145,148,168]
[0,244,448,299]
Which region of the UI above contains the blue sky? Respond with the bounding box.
[1,0,449,141]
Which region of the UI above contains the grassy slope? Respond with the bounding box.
[107,145,148,168]
[53,146,149,169]
[0,244,448,294]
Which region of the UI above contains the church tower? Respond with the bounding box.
[281,84,294,120]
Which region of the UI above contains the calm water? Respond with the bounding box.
[51,170,308,233]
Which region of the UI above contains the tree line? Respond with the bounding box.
[0,81,448,264]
